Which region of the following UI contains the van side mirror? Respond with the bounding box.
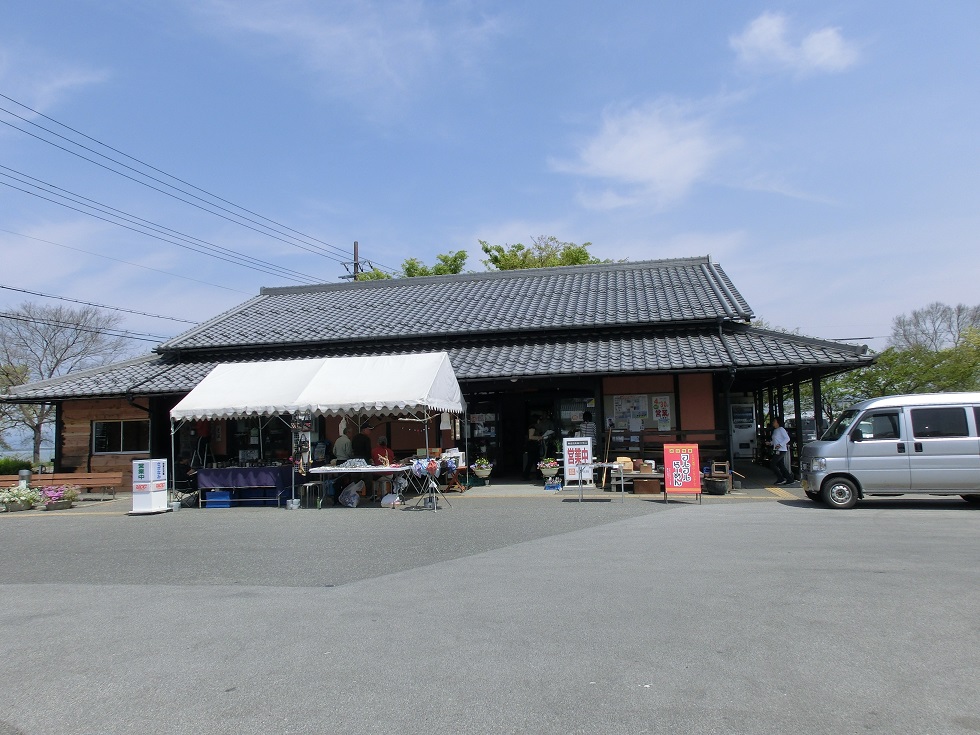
[850,429,863,442]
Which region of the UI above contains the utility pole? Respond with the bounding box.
[352,240,360,280]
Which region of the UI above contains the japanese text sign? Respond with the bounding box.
[563,437,593,483]
[664,443,700,493]
[133,459,167,485]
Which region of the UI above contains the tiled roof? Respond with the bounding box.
[158,256,753,352]
[2,355,218,402]
[4,326,870,402]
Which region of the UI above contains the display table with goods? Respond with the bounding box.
[309,463,414,507]
[196,465,295,507]
[564,462,633,503]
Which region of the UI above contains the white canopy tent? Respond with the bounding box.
[168,352,467,504]
[170,352,465,421]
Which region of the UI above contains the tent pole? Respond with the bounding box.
[169,418,176,505]
[463,410,470,488]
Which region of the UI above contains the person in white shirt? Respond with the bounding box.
[579,411,597,440]
[768,418,795,485]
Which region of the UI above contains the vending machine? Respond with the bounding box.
[730,402,756,459]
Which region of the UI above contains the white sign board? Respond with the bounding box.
[563,437,594,484]
[130,459,170,514]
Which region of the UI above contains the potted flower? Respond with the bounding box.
[0,485,41,512]
[40,484,80,511]
[537,457,561,478]
[470,457,493,479]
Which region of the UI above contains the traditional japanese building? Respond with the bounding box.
[2,256,872,482]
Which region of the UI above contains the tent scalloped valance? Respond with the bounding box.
[169,352,465,422]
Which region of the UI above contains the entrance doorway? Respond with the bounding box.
[495,389,599,479]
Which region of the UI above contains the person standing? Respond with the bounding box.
[579,411,597,440]
[350,431,372,462]
[768,418,795,485]
[333,424,354,462]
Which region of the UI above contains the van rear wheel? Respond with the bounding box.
[961,494,980,504]
[823,479,858,509]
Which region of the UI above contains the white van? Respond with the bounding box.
[800,392,980,509]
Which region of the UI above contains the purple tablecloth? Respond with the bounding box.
[196,466,294,494]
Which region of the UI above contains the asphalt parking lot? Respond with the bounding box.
[1,490,978,734]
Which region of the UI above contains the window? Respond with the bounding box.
[910,407,968,438]
[855,411,901,440]
[824,409,860,441]
[93,420,150,454]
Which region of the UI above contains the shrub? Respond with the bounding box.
[0,457,32,475]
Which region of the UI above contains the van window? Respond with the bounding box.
[910,407,969,438]
[823,409,860,441]
[855,411,901,440]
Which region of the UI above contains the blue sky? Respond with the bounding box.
[2,1,978,354]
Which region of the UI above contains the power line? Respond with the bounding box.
[0,311,169,343]
[0,117,355,273]
[0,164,320,283]
[0,93,399,273]
[0,176,318,284]
[0,285,196,324]
[0,227,251,295]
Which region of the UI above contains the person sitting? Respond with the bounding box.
[372,436,397,499]
[373,436,395,466]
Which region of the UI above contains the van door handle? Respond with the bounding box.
[897,443,905,453]
[914,442,923,453]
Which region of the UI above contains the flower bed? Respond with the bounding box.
[1,485,41,512]
[40,485,80,509]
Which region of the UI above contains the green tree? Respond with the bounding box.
[400,250,468,277]
[800,301,980,427]
[354,267,392,281]
[814,327,980,427]
[355,251,468,280]
[479,235,603,270]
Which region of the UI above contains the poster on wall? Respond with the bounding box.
[651,395,672,431]
[613,394,649,425]
[664,443,701,493]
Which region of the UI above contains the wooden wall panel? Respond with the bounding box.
[678,374,715,432]
[602,375,674,394]
[59,399,150,484]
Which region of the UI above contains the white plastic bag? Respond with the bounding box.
[338,480,364,508]
[380,493,402,508]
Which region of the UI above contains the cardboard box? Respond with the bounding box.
[632,478,661,494]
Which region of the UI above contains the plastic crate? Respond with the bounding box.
[204,490,231,508]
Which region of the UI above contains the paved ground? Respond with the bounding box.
[1,472,977,734]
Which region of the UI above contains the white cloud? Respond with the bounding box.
[551,99,734,211]
[0,43,107,112]
[189,0,503,112]
[730,12,859,75]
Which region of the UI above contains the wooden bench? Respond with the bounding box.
[0,472,124,500]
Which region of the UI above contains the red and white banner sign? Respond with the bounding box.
[664,443,700,494]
